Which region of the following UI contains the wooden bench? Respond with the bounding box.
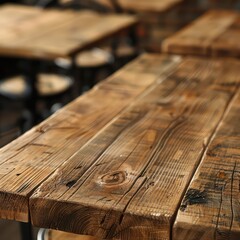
[162,10,240,58]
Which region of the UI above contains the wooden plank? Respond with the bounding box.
[173,91,240,239]
[30,56,240,239]
[0,54,181,222]
[15,11,137,59]
[0,5,137,59]
[162,10,238,57]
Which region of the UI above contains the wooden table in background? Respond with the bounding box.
[95,0,185,13]
[0,4,137,60]
[0,54,239,239]
[0,4,137,123]
[162,10,240,58]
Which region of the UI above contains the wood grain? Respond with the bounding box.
[0,4,137,60]
[162,10,240,57]
[30,57,240,239]
[173,92,240,239]
[0,54,180,222]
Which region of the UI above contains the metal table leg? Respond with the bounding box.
[25,59,40,126]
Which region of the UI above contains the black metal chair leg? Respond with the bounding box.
[70,56,82,97]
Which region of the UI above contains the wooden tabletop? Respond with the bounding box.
[95,0,184,13]
[162,10,240,58]
[0,4,137,60]
[0,54,240,239]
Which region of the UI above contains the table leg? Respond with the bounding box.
[19,222,33,240]
[70,55,84,96]
[129,26,140,53]
[25,59,39,126]
[110,37,119,71]
[111,26,139,71]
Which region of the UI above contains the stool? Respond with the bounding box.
[0,74,73,123]
[55,48,113,91]
[0,74,72,98]
[112,42,138,68]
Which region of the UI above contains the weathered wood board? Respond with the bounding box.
[162,10,240,58]
[0,54,180,222]
[29,56,240,239]
[0,4,137,59]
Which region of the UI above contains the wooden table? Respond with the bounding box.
[162,10,240,58]
[94,0,188,53]
[95,0,185,13]
[0,4,137,123]
[0,4,137,60]
[0,54,239,240]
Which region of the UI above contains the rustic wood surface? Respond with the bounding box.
[0,54,180,222]
[173,92,240,239]
[0,53,240,239]
[28,55,240,239]
[95,0,184,13]
[0,4,137,60]
[162,10,240,58]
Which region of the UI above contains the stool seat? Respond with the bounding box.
[55,48,113,69]
[0,76,27,97]
[37,74,73,96]
[115,44,136,58]
[76,48,113,67]
[0,74,73,99]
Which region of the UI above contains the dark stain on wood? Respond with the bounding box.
[66,180,77,188]
[180,188,208,212]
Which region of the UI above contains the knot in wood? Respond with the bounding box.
[100,171,127,186]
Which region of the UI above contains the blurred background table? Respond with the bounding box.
[94,0,185,13]
[0,4,137,125]
[0,4,137,60]
[162,10,240,58]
